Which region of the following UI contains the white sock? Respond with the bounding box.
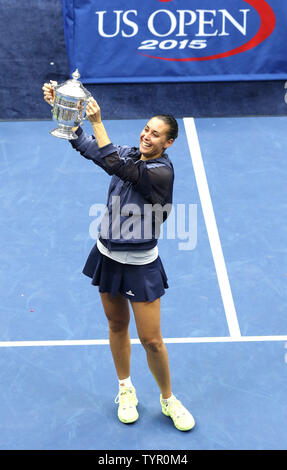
[162,394,175,405]
[119,376,133,388]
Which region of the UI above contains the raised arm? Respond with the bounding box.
[85,98,111,148]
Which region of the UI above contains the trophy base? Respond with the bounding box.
[50,126,78,140]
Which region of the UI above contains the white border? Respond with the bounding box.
[183,117,241,339]
[0,335,286,348]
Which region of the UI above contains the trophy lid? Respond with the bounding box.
[55,69,91,100]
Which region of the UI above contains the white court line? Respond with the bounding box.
[0,336,287,348]
[183,117,241,339]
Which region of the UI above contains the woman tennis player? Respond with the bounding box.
[43,82,195,432]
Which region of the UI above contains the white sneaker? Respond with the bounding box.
[115,386,139,424]
[160,394,195,431]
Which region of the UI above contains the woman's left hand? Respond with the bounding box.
[86,97,102,124]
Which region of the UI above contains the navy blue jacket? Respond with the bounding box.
[70,126,174,251]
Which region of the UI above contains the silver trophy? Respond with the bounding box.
[50,69,91,140]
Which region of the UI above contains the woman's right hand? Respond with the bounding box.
[42,80,58,105]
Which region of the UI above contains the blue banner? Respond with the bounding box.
[62,0,287,83]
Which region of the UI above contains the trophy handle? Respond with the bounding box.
[82,97,93,121]
[49,81,58,106]
[75,97,92,124]
[75,115,88,127]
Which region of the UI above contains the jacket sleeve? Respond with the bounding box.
[70,127,173,205]
[70,126,106,171]
[70,126,132,171]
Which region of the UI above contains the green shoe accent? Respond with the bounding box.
[115,387,139,424]
[160,394,195,431]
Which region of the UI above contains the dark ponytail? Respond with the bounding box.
[153,114,178,141]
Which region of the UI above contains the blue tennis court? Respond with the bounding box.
[0,116,286,450]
